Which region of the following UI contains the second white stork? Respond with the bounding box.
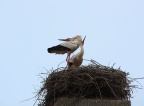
[67,36,86,70]
[47,35,83,63]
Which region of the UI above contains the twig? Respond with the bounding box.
[104,78,117,99]
[57,60,65,69]
[95,79,102,99]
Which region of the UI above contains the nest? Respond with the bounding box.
[37,60,131,106]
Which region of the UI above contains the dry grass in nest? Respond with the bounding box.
[37,60,131,106]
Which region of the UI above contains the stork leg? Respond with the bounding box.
[66,56,69,64]
[66,54,70,64]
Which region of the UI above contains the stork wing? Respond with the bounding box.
[48,42,79,54]
[60,42,79,52]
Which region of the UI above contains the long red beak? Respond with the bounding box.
[58,38,73,41]
[82,36,86,45]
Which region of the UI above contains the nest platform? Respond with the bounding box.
[38,60,131,106]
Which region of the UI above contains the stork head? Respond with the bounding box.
[73,35,82,41]
[82,36,86,45]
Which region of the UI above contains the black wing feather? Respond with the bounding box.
[47,45,71,53]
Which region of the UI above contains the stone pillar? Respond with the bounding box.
[54,98,131,106]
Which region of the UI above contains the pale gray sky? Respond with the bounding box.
[0,0,144,106]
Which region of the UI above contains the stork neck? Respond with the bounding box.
[77,44,84,57]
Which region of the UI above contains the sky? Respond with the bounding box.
[0,0,144,106]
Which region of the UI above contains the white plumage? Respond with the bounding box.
[68,36,86,69]
[47,35,83,63]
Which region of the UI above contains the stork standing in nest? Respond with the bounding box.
[47,35,83,63]
[67,36,86,70]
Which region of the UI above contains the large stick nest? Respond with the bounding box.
[38,60,131,106]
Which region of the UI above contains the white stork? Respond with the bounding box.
[67,36,86,70]
[47,35,83,63]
